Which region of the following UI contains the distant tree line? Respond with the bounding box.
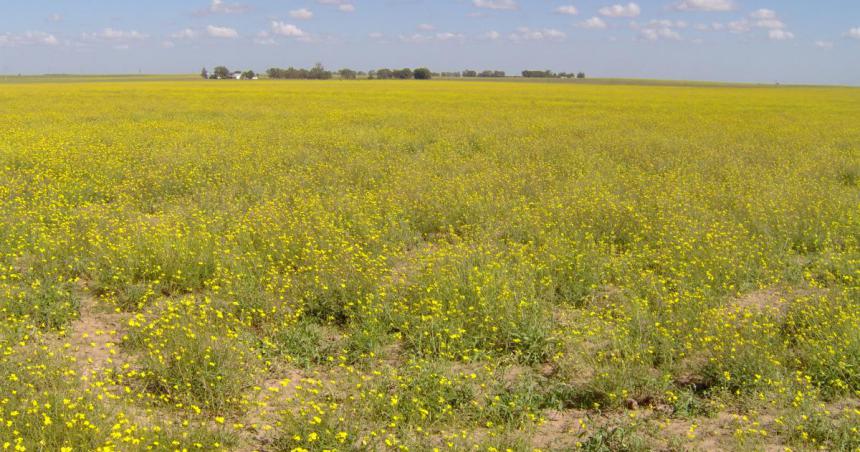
[438,70,507,78]
[522,70,586,79]
[202,65,586,80]
[368,68,432,80]
[266,63,333,80]
[258,64,432,80]
[337,68,360,80]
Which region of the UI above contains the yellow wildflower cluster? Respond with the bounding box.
[0,77,857,450]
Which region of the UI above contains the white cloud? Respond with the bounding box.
[161,40,176,48]
[206,25,239,38]
[727,19,750,33]
[25,32,57,46]
[368,32,384,39]
[473,0,518,11]
[814,40,833,49]
[632,18,686,41]
[509,27,566,41]
[78,28,149,47]
[314,0,355,12]
[480,30,501,40]
[47,13,63,23]
[399,31,465,43]
[170,28,198,39]
[755,19,786,30]
[436,32,465,41]
[289,8,314,20]
[418,24,435,31]
[848,28,860,39]
[749,9,776,20]
[768,29,794,40]
[579,17,607,29]
[0,31,60,47]
[91,28,149,40]
[254,31,276,45]
[730,9,795,39]
[204,0,249,14]
[672,0,735,12]
[555,5,578,15]
[695,22,724,31]
[640,27,681,41]
[748,9,787,31]
[643,19,688,29]
[598,3,640,18]
[399,33,431,43]
[271,21,306,37]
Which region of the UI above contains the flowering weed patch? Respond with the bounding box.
[0,79,858,450]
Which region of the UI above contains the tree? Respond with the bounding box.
[308,63,332,80]
[338,68,357,80]
[213,66,230,79]
[242,70,256,80]
[200,67,209,79]
[577,72,586,79]
[462,70,477,77]
[413,67,432,80]
[392,68,413,79]
[522,70,555,78]
[476,70,505,78]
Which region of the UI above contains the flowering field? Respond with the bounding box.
[0,78,858,451]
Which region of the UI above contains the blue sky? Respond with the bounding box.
[1,0,858,84]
